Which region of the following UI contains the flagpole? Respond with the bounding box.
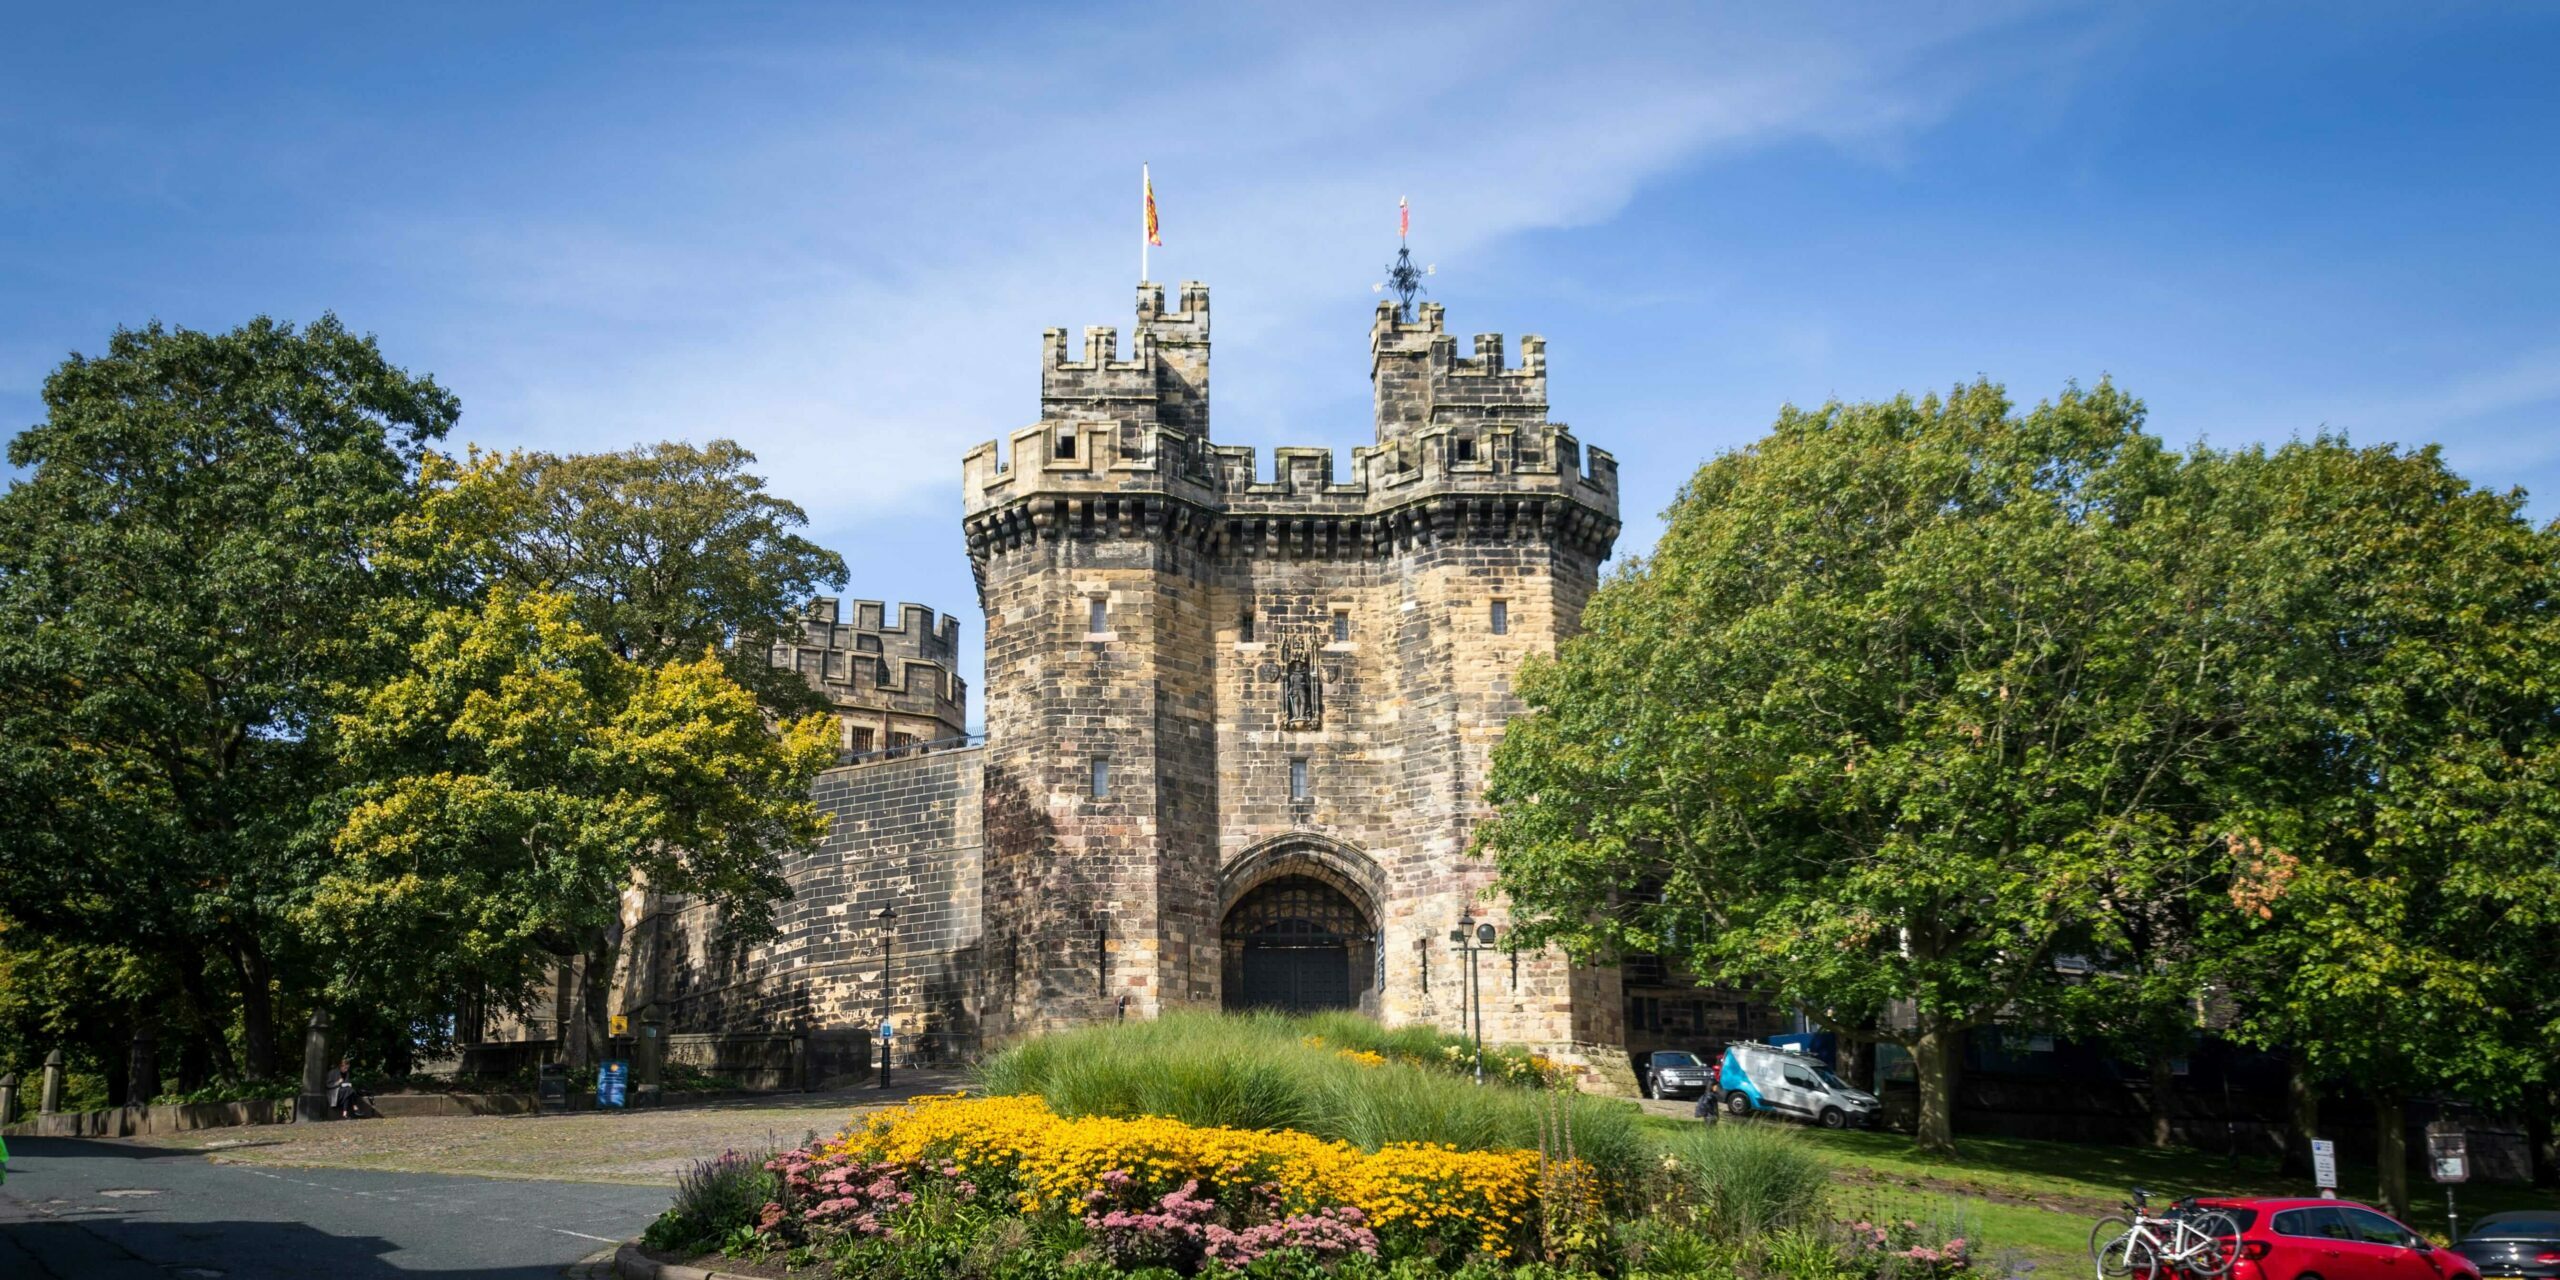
[1141,162,1150,285]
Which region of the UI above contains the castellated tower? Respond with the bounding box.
[961,282,1623,1064]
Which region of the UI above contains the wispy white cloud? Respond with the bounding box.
[363,3,2094,522]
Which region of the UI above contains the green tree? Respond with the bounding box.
[307,587,838,1067]
[1479,382,2265,1153]
[372,440,849,1058]
[398,441,848,717]
[0,316,456,1077]
[2205,439,2560,1215]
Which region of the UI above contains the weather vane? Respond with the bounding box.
[1373,195,1434,320]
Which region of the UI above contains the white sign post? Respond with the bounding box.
[2311,1139,2338,1197]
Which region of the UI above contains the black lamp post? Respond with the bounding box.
[877,905,898,1089]
[1449,912,1499,1085]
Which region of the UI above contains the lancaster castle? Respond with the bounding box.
[601,282,1727,1079]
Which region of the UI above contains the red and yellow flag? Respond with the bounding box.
[1399,195,1409,241]
[1144,165,1162,247]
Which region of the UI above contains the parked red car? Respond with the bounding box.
[2191,1198,2481,1280]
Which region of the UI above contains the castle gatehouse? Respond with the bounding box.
[619,282,1635,1076]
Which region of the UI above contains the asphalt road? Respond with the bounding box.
[0,1135,670,1279]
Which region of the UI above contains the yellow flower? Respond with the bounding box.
[833,1094,1558,1258]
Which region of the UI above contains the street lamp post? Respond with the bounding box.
[1449,913,1499,1085]
[877,905,898,1089]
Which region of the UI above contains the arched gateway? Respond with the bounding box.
[1219,837,1382,1014]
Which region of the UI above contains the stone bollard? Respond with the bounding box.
[40,1048,66,1115]
[633,1008,663,1107]
[0,1072,17,1125]
[127,1026,161,1109]
[296,1009,333,1122]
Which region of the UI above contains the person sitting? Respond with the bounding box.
[325,1059,374,1119]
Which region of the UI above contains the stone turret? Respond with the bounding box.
[1039,281,1212,444]
[772,598,969,756]
[1369,299,1548,446]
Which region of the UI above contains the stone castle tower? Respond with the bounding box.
[962,282,1625,1060]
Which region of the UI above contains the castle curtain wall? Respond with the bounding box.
[650,747,984,1056]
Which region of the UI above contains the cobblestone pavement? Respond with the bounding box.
[125,1071,971,1187]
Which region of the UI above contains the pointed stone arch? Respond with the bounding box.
[1219,834,1386,1015]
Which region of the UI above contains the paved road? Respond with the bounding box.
[0,1136,668,1279]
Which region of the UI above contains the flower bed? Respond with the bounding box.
[850,1095,1546,1261]
[639,1015,1991,1280]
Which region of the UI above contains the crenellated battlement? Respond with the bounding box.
[1369,299,1548,444]
[773,597,968,739]
[967,283,1615,566]
[1041,281,1212,438]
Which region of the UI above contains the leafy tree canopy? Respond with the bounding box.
[0,315,456,1074]
[305,586,837,1032]
[389,440,848,716]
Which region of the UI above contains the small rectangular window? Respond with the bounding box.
[1289,757,1309,801]
[1056,429,1077,460]
[848,727,875,754]
[1331,611,1349,643]
[1090,758,1110,799]
[1456,437,1477,462]
[1238,608,1255,643]
[1489,599,1509,635]
[1088,597,1108,634]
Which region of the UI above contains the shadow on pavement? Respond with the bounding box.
[2,1135,223,1161]
[0,1216,582,1279]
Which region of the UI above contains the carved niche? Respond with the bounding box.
[1279,632,1324,730]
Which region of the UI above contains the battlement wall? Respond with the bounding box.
[773,597,968,744]
[1041,281,1211,437]
[960,418,1617,520]
[1369,299,1548,442]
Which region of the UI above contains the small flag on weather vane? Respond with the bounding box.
[1399,195,1409,241]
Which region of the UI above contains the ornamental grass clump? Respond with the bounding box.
[1661,1120,1828,1242]
[973,1012,1641,1201]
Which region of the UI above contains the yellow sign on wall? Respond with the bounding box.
[609,1015,629,1036]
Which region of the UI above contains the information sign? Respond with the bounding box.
[2311,1138,2338,1191]
[2428,1125,2469,1184]
[596,1059,629,1109]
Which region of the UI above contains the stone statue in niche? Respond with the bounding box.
[1280,632,1323,729]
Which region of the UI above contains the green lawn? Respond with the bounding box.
[1638,1116,2560,1276]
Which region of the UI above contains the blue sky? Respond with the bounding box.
[6,4,2557,711]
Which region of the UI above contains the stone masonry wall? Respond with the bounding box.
[651,747,983,1057]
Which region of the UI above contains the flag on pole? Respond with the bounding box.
[1144,165,1162,247]
[1399,195,1409,241]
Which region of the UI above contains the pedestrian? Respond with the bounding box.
[1693,1088,1720,1125]
[327,1058,356,1119]
[1,1130,10,1184]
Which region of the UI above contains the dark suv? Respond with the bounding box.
[1637,1049,1713,1099]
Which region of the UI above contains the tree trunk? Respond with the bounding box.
[178,1035,212,1092]
[559,954,589,1071]
[562,930,622,1076]
[2282,1060,2320,1177]
[229,934,278,1079]
[2149,1055,2177,1149]
[2374,1094,2410,1217]
[2525,1082,2555,1189]
[1913,1023,1961,1154]
[172,951,236,1082]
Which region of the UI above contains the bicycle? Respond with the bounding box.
[2092,1186,2241,1280]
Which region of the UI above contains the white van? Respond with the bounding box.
[1716,1041,1881,1129]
